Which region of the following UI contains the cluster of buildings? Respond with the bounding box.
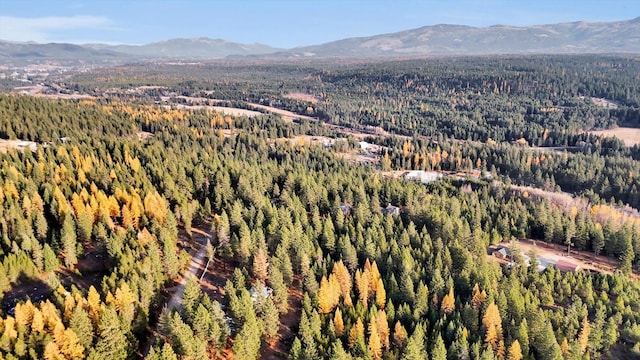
[488,244,581,272]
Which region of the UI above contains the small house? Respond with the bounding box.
[492,246,512,261]
[340,203,352,217]
[555,259,581,272]
[250,282,273,302]
[381,203,401,216]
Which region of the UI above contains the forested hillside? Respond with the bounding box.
[0,54,639,359]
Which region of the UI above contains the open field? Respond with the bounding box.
[0,139,38,152]
[512,239,632,276]
[164,104,263,117]
[283,92,320,103]
[589,127,640,146]
[247,102,316,122]
[275,134,342,146]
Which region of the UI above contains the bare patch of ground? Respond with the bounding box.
[380,170,407,179]
[283,93,320,104]
[136,131,154,141]
[589,127,640,146]
[247,103,315,123]
[164,104,263,117]
[511,185,585,211]
[275,135,343,147]
[2,243,108,315]
[336,152,380,166]
[0,139,38,153]
[496,238,640,279]
[1,278,52,315]
[260,278,303,360]
[511,239,621,275]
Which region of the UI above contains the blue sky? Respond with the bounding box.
[1,0,638,47]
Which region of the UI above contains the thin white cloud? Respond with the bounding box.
[0,15,112,43]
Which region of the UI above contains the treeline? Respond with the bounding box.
[374,134,640,209]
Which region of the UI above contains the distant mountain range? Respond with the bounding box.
[289,17,640,57]
[1,17,640,63]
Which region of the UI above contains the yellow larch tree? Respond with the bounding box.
[376,309,390,350]
[507,340,523,360]
[32,309,45,333]
[332,260,352,306]
[393,321,407,348]
[333,308,344,337]
[14,300,35,327]
[318,274,341,314]
[577,316,591,355]
[375,278,386,309]
[349,317,365,349]
[482,302,504,356]
[369,261,381,294]
[87,286,102,325]
[368,317,382,360]
[355,269,370,307]
[441,286,455,314]
[471,283,487,309]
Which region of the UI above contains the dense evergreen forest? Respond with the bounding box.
[0,55,638,359]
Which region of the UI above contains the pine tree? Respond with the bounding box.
[69,306,94,350]
[89,306,130,360]
[402,323,427,360]
[252,247,269,282]
[261,297,280,340]
[233,310,262,360]
[34,211,48,241]
[62,214,77,268]
[43,243,59,272]
[77,210,93,243]
[267,262,289,314]
[160,342,178,360]
[431,333,447,360]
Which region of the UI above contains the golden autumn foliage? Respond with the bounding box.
[318,274,341,314]
[333,308,344,337]
[471,283,487,309]
[483,302,504,356]
[349,317,365,349]
[368,317,382,360]
[332,260,352,305]
[507,340,523,360]
[375,278,386,309]
[441,286,455,314]
[578,316,591,355]
[144,191,169,225]
[376,309,390,350]
[393,321,407,348]
[355,269,370,307]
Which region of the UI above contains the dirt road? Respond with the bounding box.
[141,228,211,357]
